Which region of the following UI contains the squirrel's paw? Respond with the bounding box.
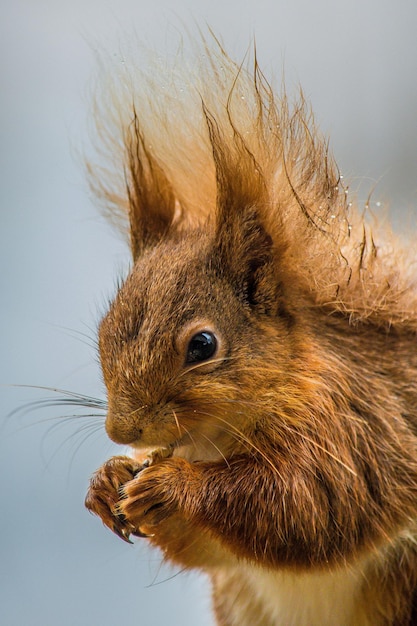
[117,457,193,536]
[85,455,143,544]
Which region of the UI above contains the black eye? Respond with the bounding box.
[186,331,217,364]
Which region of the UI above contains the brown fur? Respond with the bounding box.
[85,36,417,625]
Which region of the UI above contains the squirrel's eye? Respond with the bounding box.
[186,331,217,364]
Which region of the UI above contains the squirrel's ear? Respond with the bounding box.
[205,109,278,309]
[214,206,277,310]
[125,111,176,260]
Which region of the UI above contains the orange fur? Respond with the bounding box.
[85,35,417,625]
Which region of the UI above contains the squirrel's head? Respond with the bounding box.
[93,41,417,462]
[98,111,296,458]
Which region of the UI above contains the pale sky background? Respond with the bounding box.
[1,1,416,625]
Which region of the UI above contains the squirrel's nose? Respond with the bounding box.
[105,405,144,445]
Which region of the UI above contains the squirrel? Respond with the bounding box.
[84,35,417,625]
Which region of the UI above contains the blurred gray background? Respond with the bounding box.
[1,1,416,625]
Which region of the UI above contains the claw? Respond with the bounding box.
[141,458,151,469]
[132,447,173,477]
[112,525,134,544]
[147,445,174,466]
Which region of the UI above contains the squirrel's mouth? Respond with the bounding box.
[128,419,230,463]
[129,430,194,457]
[129,429,225,464]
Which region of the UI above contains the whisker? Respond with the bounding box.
[6,384,110,475]
[219,407,356,478]
[165,410,197,452]
[10,400,106,420]
[209,403,356,478]
[47,323,99,352]
[173,393,356,478]
[186,408,284,479]
[40,416,104,439]
[128,405,147,417]
[42,419,106,469]
[8,385,107,420]
[173,397,261,411]
[279,421,358,477]
[67,425,106,470]
[145,566,189,588]
[175,355,238,380]
[171,409,183,440]
[182,425,199,452]
[23,413,105,430]
[8,384,107,404]
[196,431,231,467]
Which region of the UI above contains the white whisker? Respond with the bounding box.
[196,431,231,467]
[175,355,238,380]
[172,409,183,440]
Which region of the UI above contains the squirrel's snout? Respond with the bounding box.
[105,406,144,446]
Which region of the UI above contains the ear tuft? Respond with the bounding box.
[203,102,279,310]
[125,108,176,259]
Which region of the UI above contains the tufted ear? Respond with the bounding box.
[213,201,276,309]
[124,109,176,260]
[204,107,279,310]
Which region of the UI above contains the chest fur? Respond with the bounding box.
[211,562,370,626]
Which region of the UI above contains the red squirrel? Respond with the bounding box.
[84,36,417,625]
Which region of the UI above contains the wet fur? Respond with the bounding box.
[85,36,417,625]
